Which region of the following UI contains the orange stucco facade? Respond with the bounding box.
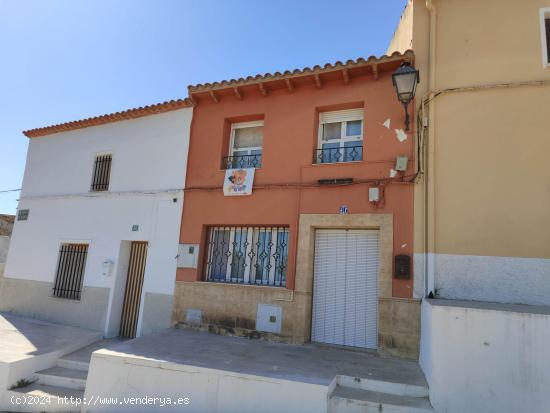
[177,65,416,299]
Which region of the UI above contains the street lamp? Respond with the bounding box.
[392,62,419,131]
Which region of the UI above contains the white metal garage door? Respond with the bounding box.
[311,229,379,349]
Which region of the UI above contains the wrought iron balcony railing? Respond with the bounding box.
[222,154,262,169]
[314,145,363,164]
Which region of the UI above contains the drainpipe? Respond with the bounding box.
[424,0,437,297]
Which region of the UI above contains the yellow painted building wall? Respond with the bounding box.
[390,0,550,304]
[387,1,413,55]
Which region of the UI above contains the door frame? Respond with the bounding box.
[295,214,393,348]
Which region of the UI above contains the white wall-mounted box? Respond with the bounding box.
[256,304,282,334]
[102,259,114,276]
[395,156,408,171]
[177,244,199,268]
[369,187,380,202]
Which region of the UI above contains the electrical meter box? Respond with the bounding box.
[369,187,380,202]
[395,156,409,172]
[177,244,199,268]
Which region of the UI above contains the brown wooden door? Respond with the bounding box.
[119,241,148,338]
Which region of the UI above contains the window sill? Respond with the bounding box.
[311,160,363,166]
[48,295,82,302]
[219,167,262,172]
[188,280,288,290]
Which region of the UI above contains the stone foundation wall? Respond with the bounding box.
[173,281,421,359]
[172,281,311,343]
[378,297,421,359]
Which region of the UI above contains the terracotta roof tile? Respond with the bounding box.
[188,50,414,93]
[23,98,194,138]
[23,50,414,138]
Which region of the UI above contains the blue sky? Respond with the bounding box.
[0,0,406,214]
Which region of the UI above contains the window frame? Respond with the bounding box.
[228,120,264,168]
[540,8,550,68]
[316,109,364,164]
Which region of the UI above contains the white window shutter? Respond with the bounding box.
[319,108,364,124]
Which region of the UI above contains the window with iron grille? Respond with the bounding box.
[90,154,112,191]
[17,209,29,221]
[52,243,88,300]
[315,109,364,164]
[222,121,263,169]
[204,226,288,287]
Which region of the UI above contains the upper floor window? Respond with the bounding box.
[224,121,263,169]
[540,8,550,67]
[90,154,112,191]
[315,109,364,164]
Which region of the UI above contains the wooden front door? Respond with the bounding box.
[119,241,148,338]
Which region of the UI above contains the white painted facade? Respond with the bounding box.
[3,108,192,337]
[85,350,327,413]
[420,299,550,413]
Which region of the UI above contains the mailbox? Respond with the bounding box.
[394,254,411,279]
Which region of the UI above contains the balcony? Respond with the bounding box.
[314,145,363,164]
[221,153,262,169]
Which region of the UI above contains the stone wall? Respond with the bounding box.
[173,281,311,343]
[378,297,421,359]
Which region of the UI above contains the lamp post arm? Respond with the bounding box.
[403,102,410,131]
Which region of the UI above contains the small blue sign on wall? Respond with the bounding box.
[339,205,349,215]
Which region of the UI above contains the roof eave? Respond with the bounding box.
[23,98,194,138]
[188,50,414,95]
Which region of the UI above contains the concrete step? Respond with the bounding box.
[329,385,434,413]
[336,374,429,397]
[57,356,90,372]
[7,383,84,412]
[35,366,88,390]
[60,336,127,365]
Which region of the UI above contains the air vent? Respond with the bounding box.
[318,178,354,185]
